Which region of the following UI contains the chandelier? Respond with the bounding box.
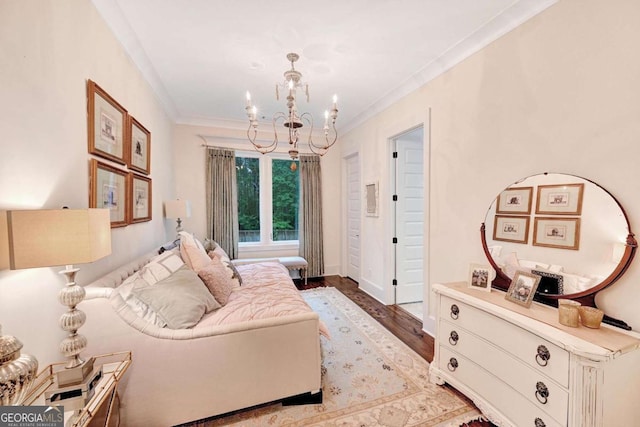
[245,52,338,160]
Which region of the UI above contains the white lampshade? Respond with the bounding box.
[0,209,112,270]
[164,200,192,219]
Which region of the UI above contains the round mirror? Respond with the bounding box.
[481,172,636,306]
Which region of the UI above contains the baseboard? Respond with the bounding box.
[281,389,323,406]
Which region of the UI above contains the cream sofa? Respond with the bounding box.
[81,248,322,426]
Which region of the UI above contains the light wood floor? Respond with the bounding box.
[301,275,495,427]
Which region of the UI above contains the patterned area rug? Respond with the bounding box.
[191,287,482,426]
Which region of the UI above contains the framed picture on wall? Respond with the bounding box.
[496,186,533,214]
[89,159,128,228]
[493,215,530,244]
[127,115,151,175]
[535,183,584,215]
[129,173,152,223]
[87,79,127,165]
[365,182,379,217]
[532,217,581,250]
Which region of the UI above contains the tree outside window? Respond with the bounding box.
[236,155,299,244]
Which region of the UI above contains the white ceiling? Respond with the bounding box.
[91,0,556,133]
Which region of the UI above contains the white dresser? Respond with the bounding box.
[429,282,640,427]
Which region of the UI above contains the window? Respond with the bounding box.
[236,154,299,246]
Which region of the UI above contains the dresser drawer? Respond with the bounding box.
[438,345,565,427]
[440,295,569,387]
[438,319,568,424]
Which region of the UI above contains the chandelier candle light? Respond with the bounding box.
[245,52,338,160]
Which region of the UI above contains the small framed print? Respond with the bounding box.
[468,263,493,292]
[129,173,152,223]
[496,186,533,214]
[90,159,128,228]
[365,182,379,217]
[493,215,530,244]
[505,271,541,308]
[127,115,151,175]
[535,183,584,215]
[87,80,127,164]
[533,217,581,250]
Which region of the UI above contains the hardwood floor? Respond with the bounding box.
[300,275,495,427]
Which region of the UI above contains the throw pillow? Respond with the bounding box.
[132,266,220,329]
[209,245,230,263]
[179,231,212,272]
[139,250,184,285]
[198,257,241,305]
[117,272,167,328]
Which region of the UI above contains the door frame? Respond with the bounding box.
[341,151,361,281]
[385,110,432,331]
[391,126,425,305]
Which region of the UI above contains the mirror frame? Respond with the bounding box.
[481,174,638,315]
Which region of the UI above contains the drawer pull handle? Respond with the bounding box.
[449,331,459,345]
[534,418,546,427]
[536,345,551,367]
[450,304,459,320]
[535,381,549,404]
[447,357,458,372]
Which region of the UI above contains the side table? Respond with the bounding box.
[22,351,132,427]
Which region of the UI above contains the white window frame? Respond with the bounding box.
[236,151,299,253]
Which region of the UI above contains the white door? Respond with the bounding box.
[395,131,424,303]
[346,154,361,282]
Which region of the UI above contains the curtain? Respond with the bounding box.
[299,155,324,277]
[205,147,238,259]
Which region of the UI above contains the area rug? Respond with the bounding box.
[191,287,482,426]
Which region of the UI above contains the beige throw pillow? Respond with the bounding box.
[198,257,241,305]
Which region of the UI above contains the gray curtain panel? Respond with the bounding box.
[205,147,238,259]
[299,155,324,277]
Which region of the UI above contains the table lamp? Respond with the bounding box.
[164,200,191,233]
[0,208,111,397]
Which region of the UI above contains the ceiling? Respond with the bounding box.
[91,0,556,133]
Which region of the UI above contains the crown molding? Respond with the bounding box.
[92,0,557,135]
[90,0,179,121]
[340,0,558,135]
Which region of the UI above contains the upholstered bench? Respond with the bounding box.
[231,256,308,285]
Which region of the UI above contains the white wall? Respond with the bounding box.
[0,0,176,366]
[340,0,640,333]
[172,123,342,275]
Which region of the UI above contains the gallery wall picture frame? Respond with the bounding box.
[89,159,129,228]
[365,181,379,217]
[87,79,127,165]
[505,271,541,308]
[532,216,581,250]
[468,263,494,292]
[129,173,152,223]
[535,183,584,215]
[493,215,530,244]
[496,186,533,215]
[127,115,151,175]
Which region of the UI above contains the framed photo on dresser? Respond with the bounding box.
[505,271,541,308]
[468,263,493,292]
